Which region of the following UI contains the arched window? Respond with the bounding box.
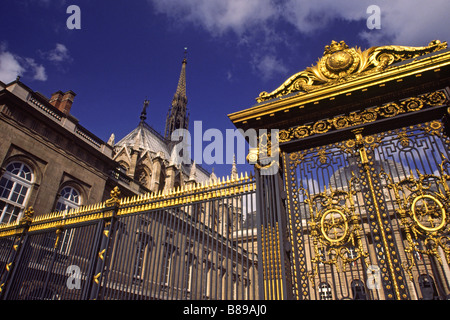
[0,162,34,224]
[53,186,81,255]
[418,274,439,300]
[318,282,332,300]
[351,279,367,300]
[136,167,151,189]
[55,186,81,212]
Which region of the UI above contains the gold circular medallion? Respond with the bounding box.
[412,194,446,232]
[320,209,348,243]
[320,48,360,79]
[326,51,354,73]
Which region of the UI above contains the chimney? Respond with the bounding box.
[49,90,76,115]
[49,91,64,109]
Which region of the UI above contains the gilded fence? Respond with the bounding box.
[0,173,259,300]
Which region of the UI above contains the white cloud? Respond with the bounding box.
[151,0,277,36]
[283,0,450,46]
[0,43,73,83]
[45,43,71,62]
[0,47,47,83]
[24,58,48,81]
[282,0,370,34]
[226,70,233,81]
[39,43,72,65]
[252,54,288,81]
[360,1,450,46]
[149,0,450,64]
[0,50,25,83]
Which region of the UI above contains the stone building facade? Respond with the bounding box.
[0,56,212,224]
[0,79,117,224]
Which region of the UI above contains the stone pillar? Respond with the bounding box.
[150,153,163,193]
[128,148,139,179]
[164,164,176,192]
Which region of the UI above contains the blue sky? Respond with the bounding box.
[1,0,449,179]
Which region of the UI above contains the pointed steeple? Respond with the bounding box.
[189,160,197,181]
[209,167,217,183]
[107,133,115,146]
[165,48,189,140]
[174,49,187,99]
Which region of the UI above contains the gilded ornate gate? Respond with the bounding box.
[229,39,450,300]
[283,113,450,300]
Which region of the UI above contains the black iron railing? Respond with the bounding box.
[0,174,260,300]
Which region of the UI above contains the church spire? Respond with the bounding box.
[175,48,187,99]
[140,99,149,123]
[165,48,189,140]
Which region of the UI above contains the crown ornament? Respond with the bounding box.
[256,40,448,103]
[324,40,349,55]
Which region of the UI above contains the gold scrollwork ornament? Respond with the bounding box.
[305,175,369,279]
[383,157,450,280]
